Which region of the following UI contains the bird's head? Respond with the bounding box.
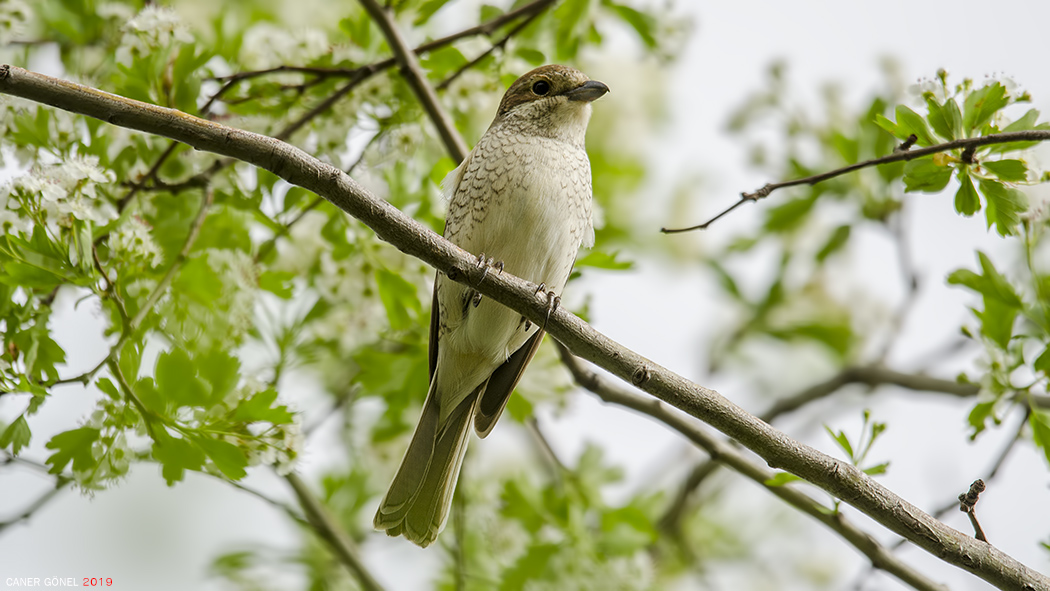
[492,64,609,144]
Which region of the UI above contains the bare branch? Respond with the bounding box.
[662,130,1050,233]
[285,473,385,591]
[3,64,1045,591]
[359,0,470,162]
[437,8,546,91]
[556,347,948,591]
[417,0,557,54]
[958,479,987,542]
[0,479,69,533]
[760,365,1050,424]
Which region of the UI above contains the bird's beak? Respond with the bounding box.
[565,80,610,102]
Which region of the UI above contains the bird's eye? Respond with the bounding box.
[532,80,551,96]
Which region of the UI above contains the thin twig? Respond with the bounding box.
[655,459,717,536]
[418,0,556,53]
[5,64,1044,590]
[757,365,1050,424]
[359,0,470,162]
[285,473,385,591]
[526,416,567,482]
[662,130,1050,233]
[118,142,180,211]
[875,205,921,363]
[0,478,70,533]
[436,8,546,91]
[221,474,308,526]
[556,345,947,591]
[254,128,383,264]
[892,408,1028,553]
[958,479,987,542]
[107,359,158,439]
[131,189,214,329]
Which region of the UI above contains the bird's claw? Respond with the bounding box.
[529,283,560,331]
[542,291,560,330]
[471,253,505,307]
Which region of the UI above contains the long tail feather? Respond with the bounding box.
[374,382,479,547]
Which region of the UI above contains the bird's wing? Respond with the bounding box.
[428,279,439,380]
[473,328,545,438]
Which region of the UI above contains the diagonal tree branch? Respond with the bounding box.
[556,347,947,591]
[2,64,1046,591]
[662,130,1050,233]
[285,473,385,591]
[359,0,470,162]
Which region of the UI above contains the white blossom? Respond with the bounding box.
[240,23,330,70]
[115,6,193,66]
[5,156,118,233]
[0,0,30,45]
[110,216,164,268]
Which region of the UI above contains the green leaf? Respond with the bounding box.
[967,400,998,438]
[173,256,223,305]
[948,251,1024,349]
[600,504,658,554]
[816,225,851,262]
[574,249,634,271]
[947,252,1023,307]
[45,427,101,474]
[1034,345,1050,376]
[830,131,858,163]
[824,425,855,461]
[707,260,744,301]
[553,0,592,58]
[764,195,816,232]
[258,270,295,299]
[152,431,205,485]
[925,96,958,140]
[862,462,889,476]
[983,159,1028,182]
[374,268,422,331]
[0,416,31,455]
[894,105,936,147]
[765,472,802,486]
[954,170,981,216]
[873,113,903,140]
[963,82,1009,132]
[515,47,546,66]
[903,158,952,193]
[505,392,534,423]
[156,348,210,407]
[478,4,503,24]
[197,348,241,405]
[1029,411,1050,468]
[197,437,248,480]
[605,2,657,48]
[1003,108,1042,133]
[499,543,558,591]
[96,377,121,401]
[233,388,294,424]
[978,179,1028,236]
[413,0,452,26]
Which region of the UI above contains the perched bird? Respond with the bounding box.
[373,65,609,547]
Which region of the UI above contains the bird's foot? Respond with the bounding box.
[471,253,505,307]
[531,283,560,331]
